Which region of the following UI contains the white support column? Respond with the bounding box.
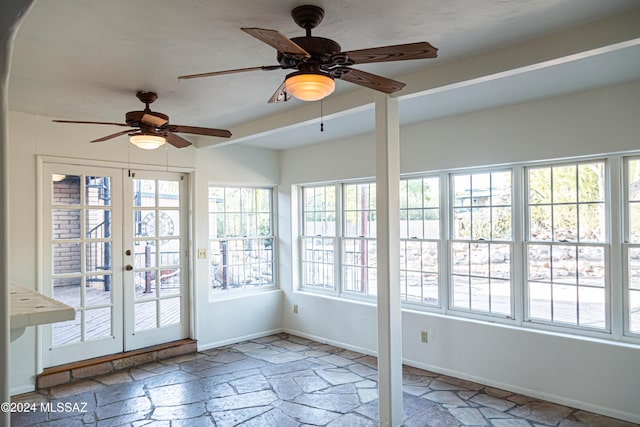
[1,2,36,426]
[375,92,403,427]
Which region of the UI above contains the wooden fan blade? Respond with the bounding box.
[53,119,130,127]
[267,81,288,104]
[141,113,168,127]
[90,129,133,143]
[165,131,192,148]
[178,65,283,80]
[342,42,437,65]
[241,28,310,59]
[336,67,406,94]
[166,124,231,138]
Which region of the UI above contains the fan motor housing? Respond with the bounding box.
[126,110,169,126]
[279,36,341,67]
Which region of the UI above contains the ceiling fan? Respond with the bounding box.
[53,91,232,149]
[178,4,438,103]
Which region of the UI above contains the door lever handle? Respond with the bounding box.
[125,265,133,271]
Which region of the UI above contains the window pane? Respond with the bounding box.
[85,308,111,340]
[209,186,274,296]
[343,183,376,238]
[158,180,180,207]
[552,165,577,203]
[52,175,81,205]
[302,237,335,290]
[628,203,640,244]
[528,168,551,204]
[52,209,81,239]
[53,243,81,274]
[134,179,156,207]
[529,281,551,321]
[86,176,111,206]
[527,160,608,331]
[86,209,111,239]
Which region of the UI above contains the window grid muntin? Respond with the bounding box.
[208,186,275,293]
[525,159,609,331]
[449,169,513,317]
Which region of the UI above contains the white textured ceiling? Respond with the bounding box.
[8,0,640,150]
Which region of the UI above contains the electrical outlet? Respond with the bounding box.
[197,249,207,259]
[293,304,299,314]
[420,330,428,343]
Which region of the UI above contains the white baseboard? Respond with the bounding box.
[197,328,285,352]
[281,328,640,424]
[402,357,640,424]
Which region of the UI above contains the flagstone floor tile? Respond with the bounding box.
[10,333,638,426]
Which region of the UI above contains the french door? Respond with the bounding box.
[42,163,189,367]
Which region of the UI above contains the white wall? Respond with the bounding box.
[192,144,283,349]
[279,80,640,423]
[7,111,282,393]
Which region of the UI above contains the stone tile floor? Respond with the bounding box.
[10,333,638,426]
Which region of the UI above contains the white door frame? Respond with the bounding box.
[37,156,194,369]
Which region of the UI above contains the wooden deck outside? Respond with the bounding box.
[51,283,181,346]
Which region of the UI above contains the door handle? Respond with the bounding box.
[125,265,133,271]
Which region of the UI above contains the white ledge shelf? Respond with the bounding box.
[10,285,75,341]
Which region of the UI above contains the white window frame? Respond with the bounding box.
[299,184,339,294]
[295,153,640,346]
[448,168,515,320]
[523,159,610,333]
[208,185,277,297]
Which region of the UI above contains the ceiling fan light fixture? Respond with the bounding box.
[285,72,335,101]
[129,134,166,150]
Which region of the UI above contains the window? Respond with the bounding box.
[450,170,513,317]
[625,158,640,334]
[526,161,607,330]
[400,176,440,305]
[208,186,275,295]
[343,182,377,296]
[297,153,640,344]
[301,185,336,291]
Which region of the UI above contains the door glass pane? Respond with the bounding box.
[52,277,81,308]
[86,209,111,239]
[53,243,81,274]
[159,268,181,296]
[135,271,156,299]
[135,179,156,207]
[134,241,156,269]
[85,241,111,273]
[158,211,178,238]
[135,301,157,331]
[160,298,181,326]
[52,175,81,205]
[159,180,180,207]
[85,308,112,340]
[86,176,111,206]
[86,275,111,305]
[137,211,156,238]
[52,311,81,346]
[52,209,81,239]
[159,239,180,266]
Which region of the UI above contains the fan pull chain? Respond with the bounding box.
[320,99,324,132]
[127,143,132,177]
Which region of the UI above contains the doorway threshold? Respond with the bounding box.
[37,338,197,389]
